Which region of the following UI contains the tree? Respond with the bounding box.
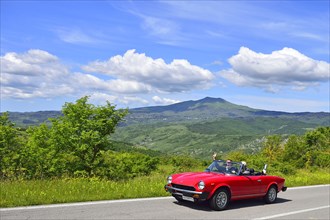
[48,96,128,176]
[282,135,305,168]
[303,127,330,168]
[261,135,283,162]
[0,113,24,178]
[281,127,330,169]
[23,124,53,178]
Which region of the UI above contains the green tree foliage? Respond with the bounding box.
[224,127,330,175]
[169,155,205,173]
[1,97,164,180]
[2,98,329,181]
[47,96,128,176]
[95,151,158,180]
[282,127,330,169]
[0,113,25,178]
[22,124,53,178]
[261,135,283,162]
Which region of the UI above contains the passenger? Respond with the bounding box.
[212,152,217,160]
[241,161,251,175]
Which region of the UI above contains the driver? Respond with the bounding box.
[225,159,237,174]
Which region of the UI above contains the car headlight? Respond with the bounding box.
[167,176,172,184]
[198,181,205,190]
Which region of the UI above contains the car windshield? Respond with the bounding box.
[205,160,241,174]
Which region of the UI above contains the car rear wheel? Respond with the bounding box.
[264,185,277,204]
[210,188,230,211]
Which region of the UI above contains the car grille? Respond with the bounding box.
[172,183,195,191]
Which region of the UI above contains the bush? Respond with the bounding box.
[95,151,159,180]
[278,163,296,175]
[315,152,330,168]
[169,155,202,173]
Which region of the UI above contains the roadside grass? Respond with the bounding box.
[283,169,330,187]
[0,173,169,208]
[1,167,329,208]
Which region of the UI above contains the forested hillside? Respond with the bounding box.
[6,97,330,127]
[1,96,329,181]
[112,97,329,158]
[4,97,329,159]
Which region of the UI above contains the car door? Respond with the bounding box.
[255,176,273,194]
[240,175,262,195]
[228,175,261,197]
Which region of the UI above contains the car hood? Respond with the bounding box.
[172,172,224,185]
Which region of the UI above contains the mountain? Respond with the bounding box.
[6,111,62,127]
[6,97,329,127]
[124,97,329,125]
[4,97,329,158]
[112,97,329,158]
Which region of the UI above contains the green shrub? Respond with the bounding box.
[278,163,296,175]
[315,152,330,168]
[95,151,159,180]
[169,155,201,173]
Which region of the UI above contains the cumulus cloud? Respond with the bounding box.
[1,49,63,76]
[1,49,73,98]
[1,49,213,108]
[82,49,214,92]
[219,47,330,92]
[152,96,180,105]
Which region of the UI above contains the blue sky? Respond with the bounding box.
[1,1,329,112]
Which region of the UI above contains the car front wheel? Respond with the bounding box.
[264,185,277,204]
[210,188,230,211]
[173,195,184,202]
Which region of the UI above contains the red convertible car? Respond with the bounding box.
[164,160,287,211]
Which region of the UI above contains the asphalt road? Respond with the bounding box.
[1,184,329,220]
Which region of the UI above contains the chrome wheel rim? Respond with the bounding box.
[268,188,276,202]
[216,191,227,208]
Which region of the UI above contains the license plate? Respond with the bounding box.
[182,195,194,202]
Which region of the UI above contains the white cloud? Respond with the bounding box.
[152,96,180,105]
[1,50,63,76]
[55,27,102,44]
[142,16,177,36]
[1,49,214,108]
[87,92,149,108]
[0,49,157,99]
[83,49,215,92]
[1,49,73,98]
[220,47,330,92]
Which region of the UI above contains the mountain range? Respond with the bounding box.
[5,97,329,158]
[125,97,329,125]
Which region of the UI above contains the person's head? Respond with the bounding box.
[226,159,232,167]
[241,161,247,171]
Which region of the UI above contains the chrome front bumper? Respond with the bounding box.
[164,185,209,201]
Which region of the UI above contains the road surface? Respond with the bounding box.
[1,184,329,219]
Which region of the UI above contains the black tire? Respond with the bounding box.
[264,185,277,204]
[173,195,184,202]
[209,188,230,211]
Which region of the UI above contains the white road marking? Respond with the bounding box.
[0,197,174,211]
[287,184,329,191]
[253,205,330,220]
[1,184,329,211]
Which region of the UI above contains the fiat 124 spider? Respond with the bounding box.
[164,160,287,211]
